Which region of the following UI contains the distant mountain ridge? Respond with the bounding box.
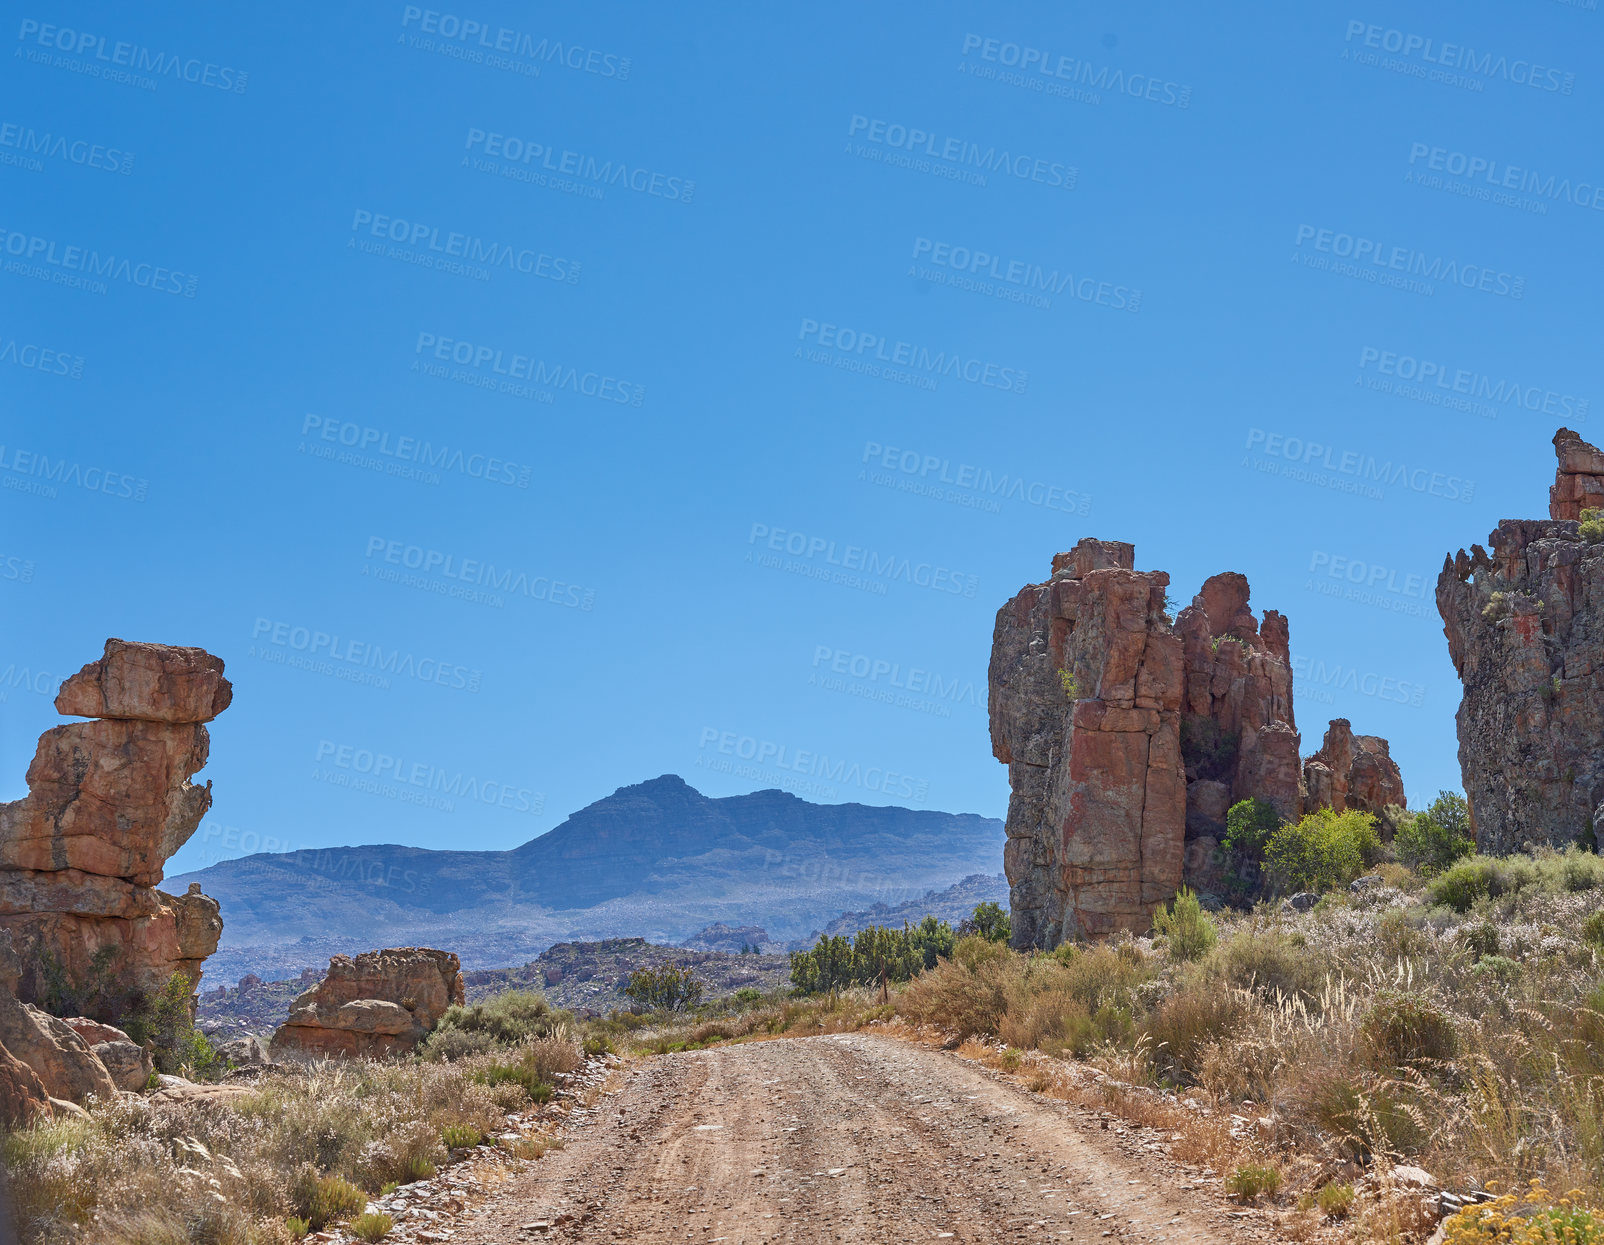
[169,775,1006,984]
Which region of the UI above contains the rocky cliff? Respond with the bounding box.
[1438,428,1604,854]
[0,640,230,1019]
[270,947,464,1059]
[991,539,1404,948]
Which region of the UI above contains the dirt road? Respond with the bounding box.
[456,1033,1264,1244]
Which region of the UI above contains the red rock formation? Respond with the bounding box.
[990,539,1186,946]
[1440,429,1604,853]
[0,640,229,1020]
[1302,719,1405,816]
[270,947,465,1060]
[992,542,1409,946]
[1548,427,1604,520]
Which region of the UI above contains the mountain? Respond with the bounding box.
[168,775,1006,984]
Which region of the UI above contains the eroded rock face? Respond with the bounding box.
[1439,429,1604,853]
[270,947,465,1060]
[0,931,117,1105]
[1302,719,1406,816]
[0,640,230,1019]
[990,539,1186,947]
[993,540,1407,947]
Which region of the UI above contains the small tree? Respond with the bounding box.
[1152,887,1217,961]
[1223,798,1282,860]
[623,963,705,1012]
[965,901,1011,944]
[1264,808,1381,894]
[120,972,218,1078]
[1393,791,1475,875]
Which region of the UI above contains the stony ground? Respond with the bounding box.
[440,1033,1268,1245]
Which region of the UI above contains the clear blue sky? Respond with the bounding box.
[3,2,1599,877]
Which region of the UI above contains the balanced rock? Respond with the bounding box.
[1439,429,1604,852]
[270,947,465,1060]
[0,639,229,1019]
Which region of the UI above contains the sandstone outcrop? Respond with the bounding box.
[0,639,230,1019]
[0,931,117,1105]
[1302,719,1405,816]
[992,540,1407,947]
[1439,429,1604,854]
[270,947,465,1060]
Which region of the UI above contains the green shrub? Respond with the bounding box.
[1225,1164,1282,1202]
[1582,506,1604,542]
[1583,909,1604,950]
[1223,798,1282,860]
[789,917,955,995]
[1205,928,1324,1003]
[471,1061,553,1103]
[296,1174,366,1231]
[1463,920,1501,959]
[441,1124,482,1149]
[1316,1182,1355,1218]
[1303,1075,1425,1160]
[1429,855,1540,911]
[625,963,705,1012]
[963,901,1012,944]
[1360,992,1458,1071]
[351,1211,394,1242]
[1143,978,1245,1083]
[1058,668,1079,699]
[1264,808,1381,894]
[118,972,219,1079]
[582,1034,612,1057]
[286,1218,311,1240]
[1394,791,1475,875]
[401,1154,436,1183]
[1152,888,1217,961]
[422,990,568,1060]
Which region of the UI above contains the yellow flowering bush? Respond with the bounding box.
[1442,1182,1604,1244]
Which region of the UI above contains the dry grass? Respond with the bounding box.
[881,852,1604,1234]
[4,1040,581,1245]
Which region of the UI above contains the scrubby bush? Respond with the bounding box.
[422,990,570,1060]
[1264,808,1381,894]
[1581,506,1604,543]
[1142,978,1246,1084]
[1205,927,1325,1003]
[1394,791,1475,875]
[351,1211,394,1243]
[1316,1182,1355,1219]
[1360,992,1458,1071]
[1225,1164,1281,1202]
[957,901,1011,944]
[1223,798,1282,860]
[624,963,705,1012]
[119,971,220,1079]
[295,1173,366,1231]
[1582,909,1604,951]
[1151,887,1217,961]
[789,917,955,995]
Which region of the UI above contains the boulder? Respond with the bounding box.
[0,1003,118,1105]
[55,639,232,724]
[1439,430,1604,853]
[93,1040,153,1092]
[1302,720,1406,817]
[215,1034,268,1067]
[0,640,228,1019]
[271,947,465,1060]
[0,1038,52,1127]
